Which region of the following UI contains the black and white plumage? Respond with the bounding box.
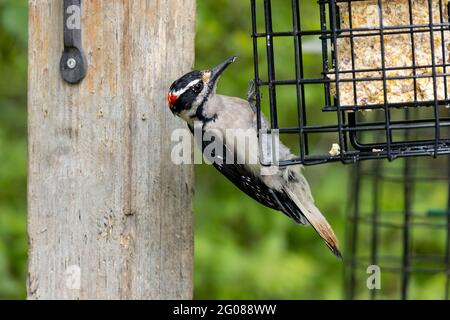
[167,56,341,257]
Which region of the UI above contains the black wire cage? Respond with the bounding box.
[250,0,450,166]
[344,156,450,299]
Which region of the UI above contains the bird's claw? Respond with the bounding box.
[247,80,259,112]
[246,80,257,104]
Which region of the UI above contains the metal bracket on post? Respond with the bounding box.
[60,0,87,84]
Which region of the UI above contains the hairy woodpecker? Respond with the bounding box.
[167,56,341,258]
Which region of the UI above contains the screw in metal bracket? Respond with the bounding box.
[67,58,77,69]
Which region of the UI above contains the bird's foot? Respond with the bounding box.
[247,80,259,112]
[246,79,257,104]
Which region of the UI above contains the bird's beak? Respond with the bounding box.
[209,56,237,85]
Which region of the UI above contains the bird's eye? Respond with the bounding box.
[192,82,203,93]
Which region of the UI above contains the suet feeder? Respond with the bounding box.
[250,0,450,166]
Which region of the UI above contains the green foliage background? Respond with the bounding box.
[0,0,449,300]
[0,0,27,299]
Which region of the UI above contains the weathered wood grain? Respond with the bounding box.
[27,0,195,299]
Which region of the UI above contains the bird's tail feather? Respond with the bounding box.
[283,187,341,258]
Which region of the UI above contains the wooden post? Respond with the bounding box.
[27,0,195,299]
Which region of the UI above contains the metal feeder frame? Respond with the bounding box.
[344,156,450,299]
[250,0,450,166]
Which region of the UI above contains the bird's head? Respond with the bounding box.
[167,56,237,122]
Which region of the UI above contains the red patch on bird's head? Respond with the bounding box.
[167,93,178,106]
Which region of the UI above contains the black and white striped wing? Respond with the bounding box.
[212,161,308,225]
[192,125,308,225]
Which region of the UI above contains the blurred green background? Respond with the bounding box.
[0,0,28,299]
[1,0,449,300]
